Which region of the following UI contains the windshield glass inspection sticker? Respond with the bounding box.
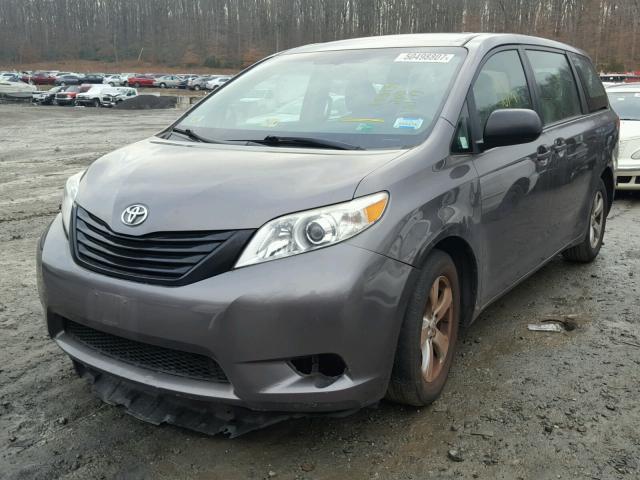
[393,117,424,130]
[394,52,455,63]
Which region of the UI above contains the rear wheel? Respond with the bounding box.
[387,250,460,406]
[134,82,140,88]
[562,179,607,263]
[194,84,201,91]
[160,83,166,88]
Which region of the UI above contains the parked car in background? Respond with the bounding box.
[55,85,89,105]
[205,76,232,90]
[32,86,64,105]
[127,75,155,88]
[177,74,198,89]
[120,73,138,85]
[153,75,181,88]
[38,34,617,426]
[54,72,77,79]
[75,85,109,107]
[607,83,640,190]
[55,74,83,86]
[104,74,125,86]
[82,74,105,84]
[188,75,212,90]
[1,73,22,83]
[100,87,138,107]
[24,71,57,85]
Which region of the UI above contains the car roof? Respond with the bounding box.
[285,33,585,56]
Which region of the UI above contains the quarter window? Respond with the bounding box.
[526,50,582,124]
[451,102,472,154]
[570,53,608,113]
[472,50,532,135]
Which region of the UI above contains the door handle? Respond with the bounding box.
[536,145,552,166]
[553,137,568,154]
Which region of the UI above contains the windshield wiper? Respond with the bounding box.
[232,135,364,150]
[168,126,219,143]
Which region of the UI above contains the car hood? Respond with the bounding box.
[76,137,405,234]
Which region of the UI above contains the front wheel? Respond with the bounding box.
[134,82,140,88]
[93,98,100,108]
[194,85,201,91]
[562,179,607,263]
[387,250,460,406]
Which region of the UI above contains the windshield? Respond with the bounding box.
[175,47,466,150]
[608,91,640,120]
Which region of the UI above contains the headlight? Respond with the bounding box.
[631,149,640,160]
[61,170,85,235]
[235,192,389,268]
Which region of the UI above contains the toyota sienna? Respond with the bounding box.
[37,33,617,430]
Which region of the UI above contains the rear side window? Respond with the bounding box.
[526,50,582,124]
[472,50,532,133]
[570,53,608,112]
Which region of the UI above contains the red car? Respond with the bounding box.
[22,71,57,85]
[55,85,90,106]
[126,75,155,87]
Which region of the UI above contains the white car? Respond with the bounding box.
[205,76,231,90]
[607,84,640,190]
[75,85,111,106]
[104,74,125,86]
[100,87,138,107]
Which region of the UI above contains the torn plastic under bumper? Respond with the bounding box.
[74,361,360,438]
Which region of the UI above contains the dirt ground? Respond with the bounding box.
[1,103,639,480]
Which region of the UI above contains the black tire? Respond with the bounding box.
[194,84,201,91]
[134,82,140,88]
[93,98,100,108]
[109,82,115,86]
[160,83,166,88]
[562,179,607,263]
[387,250,461,407]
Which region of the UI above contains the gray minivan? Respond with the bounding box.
[37,33,617,429]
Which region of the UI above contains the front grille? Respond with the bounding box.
[71,206,254,286]
[66,320,229,383]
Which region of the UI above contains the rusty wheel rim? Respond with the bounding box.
[420,275,454,383]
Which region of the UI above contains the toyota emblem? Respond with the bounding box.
[121,204,148,226]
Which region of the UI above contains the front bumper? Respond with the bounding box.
[38,215,414,412]
[616,163,640,190]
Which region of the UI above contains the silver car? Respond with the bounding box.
[153,75,181,89]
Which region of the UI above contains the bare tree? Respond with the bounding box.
[0,0,638,71]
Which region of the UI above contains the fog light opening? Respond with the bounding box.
[290,354,346,379]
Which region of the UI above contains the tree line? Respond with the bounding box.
[0,0,638,72]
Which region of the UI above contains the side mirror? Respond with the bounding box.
[483,109,542,150]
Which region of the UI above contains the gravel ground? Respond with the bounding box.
[1,104,639,480]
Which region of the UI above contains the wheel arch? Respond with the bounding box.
[430,236,479,328]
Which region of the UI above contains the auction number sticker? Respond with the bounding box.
[395,52,455,63]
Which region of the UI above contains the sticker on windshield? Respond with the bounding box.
[394,53,455,63]
[393,117,424,130]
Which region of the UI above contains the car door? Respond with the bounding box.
[468,48,554,305]
[523,48,592,248]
